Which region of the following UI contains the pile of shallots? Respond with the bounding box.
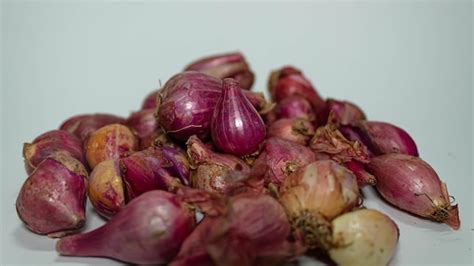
[16,52,460,266]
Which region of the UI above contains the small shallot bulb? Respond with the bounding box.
[279,160,359,248]
[87,160,125,219]
[275,95,316,121]
[56,190,196,264]
[321,99,366,125]
[187,136,250,194]
[355,121,419,156]
[16,153,88,237]
[367,154,460,229]
[268,66,326,112]
[120,147,180,201]
[329,209,399,266]
[85,124,139,169]
[267,118,315,146]
[250,137,316,187]
[23,130,86,174]
[211,78,266,156]
[60,113,125,141]
[125,109,158,140]
[185,52,255,90]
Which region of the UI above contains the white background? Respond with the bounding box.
[1,1,472,265]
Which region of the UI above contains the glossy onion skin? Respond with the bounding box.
[87,159,125,219]
[329,209,399,266]
[211,78,266,156]
[367,154,460,229]
[60,113,125,141]
[171,193,301,266]
[125,109,158,139]
[185,52,255,90]
[356,121,419,156]
[23,130,86,174]
[268,66,326,112]
[322,99,366,125]
[56,191,196,265]
[16,154,88,237]
[84,124,139,169]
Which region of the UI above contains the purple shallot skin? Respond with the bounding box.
[16,153,88,237]
[211,78,266,156]
[60,113,125,141]
[23,130,86,174]
[56,191,196,264]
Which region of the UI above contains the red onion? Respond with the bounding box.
[56,190,196,264]
[320,99,366,125]
[141,89,160,110]
[267,118,315,146]
[184,52,255,90]
[329,209,399,265]
[367,154,460,230]
[87,159,125,219]
[279,160,359,248]
[60,113,125,141]
[157,72,223,141]
[85,124,139,169]
[171,193,303,266]
[211,78,266,156]
[251,138,316,187]
[23,130,86,174]
[125,109,158,139]
[16,153,88,237]
[120,147,181,201]
[268,66,326,112]
[354,121,419,156]
[187,135,251,194]
[157,72,267,142]
[275,95,316,121]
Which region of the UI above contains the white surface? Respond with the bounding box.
[1,1,473,265]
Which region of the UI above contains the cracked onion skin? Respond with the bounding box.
[23,130,86,174]
[16,153,88,237]
[85,124,139,169]
[56,190,196,265]
[367,154,460,230]
[329,209,399,266]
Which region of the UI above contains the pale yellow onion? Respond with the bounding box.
[279,160,359,248]
[329,209,399,266]
[88,159,125,219]
[280,160,359,220]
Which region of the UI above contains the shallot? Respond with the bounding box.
[279,160,359,248]
[60,113,125,141]
[171,193,303,266]
[329,209,399,266]
[185,51,255,90]
[16,153,88,237]
[274,95,316,121]
[187,135,251,194]
[267,118,315,146]
[87,159,125,219]
[211,78,266,156]
[251,137,316,186]
[141,89,160,110]
[56,190,196,264]
[84,123,139,169]
[268,66,326,112]
[23,130,86,174]
[367,154,460,229]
